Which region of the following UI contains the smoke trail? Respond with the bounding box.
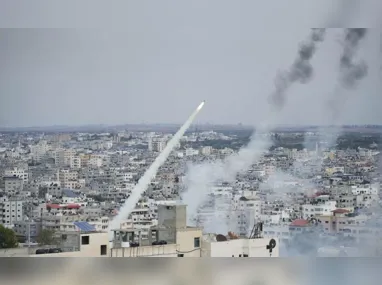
[109,101,205,239]
[275,29,371,257]
[269,28,326,110]
[317,29,369,152]
[183,29,327,231]
[339,28,369,88]
[327,29,368,117]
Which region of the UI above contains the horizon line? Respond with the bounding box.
[1,123,382,131]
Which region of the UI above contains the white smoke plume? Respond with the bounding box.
[109,101,205,239]
[182,29,327,230]
[182,130,272,227]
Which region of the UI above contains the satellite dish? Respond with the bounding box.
[216,234,227,242]
[268,239,276,249]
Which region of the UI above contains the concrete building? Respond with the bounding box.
[201,236,279,257]
[4,176,24,195]
[148,138,167,152]
[32,203,279,257]
[30,140,49,162]
[302,201,336,219]
[29,232,110,257]
[0,199,24,226]
[13,220,40,242]
[4,167,29,183]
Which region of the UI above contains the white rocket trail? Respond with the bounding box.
[109,101,205,239]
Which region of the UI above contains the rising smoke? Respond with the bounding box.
[327,28,369,121]
[285,29,372,256]
[340,28,369,89]
[183,29,327,232]
[316,29,369,155]
[269,29,326,110]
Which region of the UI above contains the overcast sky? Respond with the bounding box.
[0,0,381,128]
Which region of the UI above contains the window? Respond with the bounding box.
[239,254,242,257]
[177,254,184,257]
[81,235,90,245]
[100,245,107,256]
[243,254,248,257]
[194,237,200,248]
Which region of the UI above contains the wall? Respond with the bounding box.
[79,233,109,256]
[0,247,31,257]
[110,244,178,257]
[157,204,187,229]
[31,232,110,257]
[176,227,202,257]
[202,238,279,257]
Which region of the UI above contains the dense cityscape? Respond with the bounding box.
[2,2,382,285]
[0,125,381,257]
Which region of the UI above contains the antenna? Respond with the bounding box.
[249,222,263,239]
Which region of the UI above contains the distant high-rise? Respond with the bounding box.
[148,138,167,152]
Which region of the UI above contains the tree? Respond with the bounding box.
[0,225,19,249]
[37,229,58,246]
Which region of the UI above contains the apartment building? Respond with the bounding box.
[0,199,24,226]
[4,167,29,183]
[32,203,279,257]
[57,169,78,188]
[13,220,40,241]
[54,149,76,167]
[302,201,336,219]
[41,212,109,232]
[69,156,81,169]
[4,176,24,195]
[30,140,49,162]
[46,182,62,197]
[232,194,262,236]
[148,138,167,152]
[316,209,368,234]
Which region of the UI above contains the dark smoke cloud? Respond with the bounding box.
[326,28,368,122]
[339,28,368,89]
[269,28,326,110]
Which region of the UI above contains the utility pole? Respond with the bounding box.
[27,220,31,248]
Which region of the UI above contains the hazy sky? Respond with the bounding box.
[0,0,381,127]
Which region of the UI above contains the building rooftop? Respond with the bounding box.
[289,219,310,227]
[62,189,79,198]
[332,208,350,214]
[73,221,96,232]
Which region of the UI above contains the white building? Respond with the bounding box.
[201,236,279,257]
[185,148,199,156]
[30,140,49,162]
[232,194,262,236]
[201,146,213,155]
[302,201,336,219]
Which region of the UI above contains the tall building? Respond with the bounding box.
[0,199,24,226]
[148,138,167,152]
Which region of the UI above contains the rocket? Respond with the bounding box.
[197,100,205,111]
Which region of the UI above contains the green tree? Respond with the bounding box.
[0,225,19,249]
[37,229,58,246]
